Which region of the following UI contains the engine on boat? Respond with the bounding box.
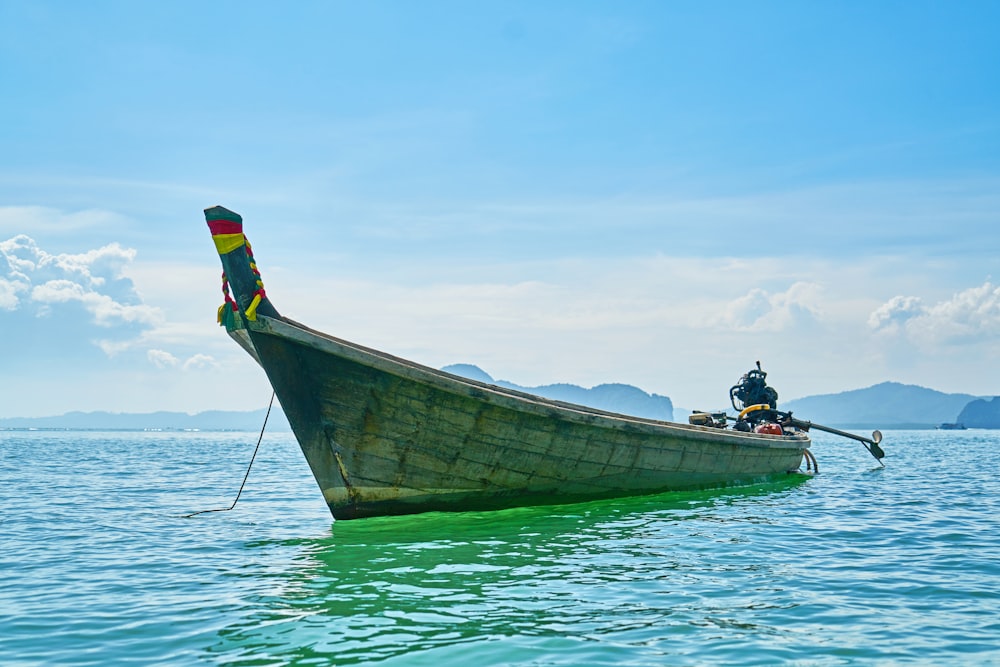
[730,361,778,413]
[690,362,885,464]
[689,361,786,434]
[729,362,782,432]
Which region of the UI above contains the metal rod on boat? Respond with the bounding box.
[780,414,885,466]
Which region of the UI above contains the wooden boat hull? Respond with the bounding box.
[205,206,809,520]
[246,317,807,519]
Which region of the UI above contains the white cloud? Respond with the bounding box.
[714,282,823,332]
[147,349,180,368]
[870,282,1000,346]
[95,339,130,356]
[147,349,219,372]
[0,277,26,310]
[30,278,87,303]
[0,235,37,277]
[50,243,136,288]
[30,278,161,326]
[1,233,137,289]
[2,234,162,328]
[182,353,219,371]
[868,295,923,332]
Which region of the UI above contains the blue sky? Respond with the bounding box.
[1,1,998,417]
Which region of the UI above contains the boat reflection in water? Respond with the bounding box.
[210,480,811,664]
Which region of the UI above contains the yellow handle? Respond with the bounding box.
[739,404,772,420]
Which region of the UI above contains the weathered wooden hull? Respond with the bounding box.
[240,316,808,519]
[205,206,809,520]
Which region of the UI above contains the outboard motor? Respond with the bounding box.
[730,362,780,430]
[725,362,886,462]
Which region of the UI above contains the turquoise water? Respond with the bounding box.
[2,429,999,665]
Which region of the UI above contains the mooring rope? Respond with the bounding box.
[184,391,275,518]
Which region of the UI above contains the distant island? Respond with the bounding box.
[442,364,675,421]
[0,408,292,432]
[781,382,985,429]
[956,397,1000,429]
[2,368,996,430]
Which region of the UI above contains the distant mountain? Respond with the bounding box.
[441,364,674,421]
[0,408,291,431]
[782,382,979,428]
[2,365,674,430]
[7,375,984,431]
[443,364,495,384]
[956,397,1000,428]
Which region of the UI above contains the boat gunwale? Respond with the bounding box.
[248,314,809,451]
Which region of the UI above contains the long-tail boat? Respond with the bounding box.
[205,206,820,520]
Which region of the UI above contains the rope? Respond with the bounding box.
[217,271,239,325]
[243,238,266,321]
[184,391,276,518]
[214,238,267,323]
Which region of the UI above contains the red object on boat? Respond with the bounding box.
[754,423,784,436]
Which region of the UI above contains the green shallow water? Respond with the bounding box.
[2,429,999,665]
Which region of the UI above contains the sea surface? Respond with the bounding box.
[1,428,999,666]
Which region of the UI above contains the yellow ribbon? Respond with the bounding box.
[212,233,245,255]
[245,293,262,321]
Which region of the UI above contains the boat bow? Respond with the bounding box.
[204,206,811,519]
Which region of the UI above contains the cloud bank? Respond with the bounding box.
[870,282,1000,346]
[147,349,220,371]
[0,233,181,372]
[716,282,823,332]
[0,234,159,325]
